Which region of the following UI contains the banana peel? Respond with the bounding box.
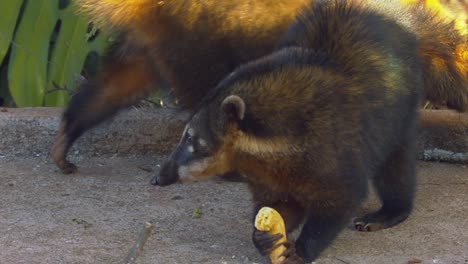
[255,207,287,264]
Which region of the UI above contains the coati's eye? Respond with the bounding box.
[186,135,193,144]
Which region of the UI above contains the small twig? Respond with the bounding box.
[137,165,154,173]
[142,98,163,107]
[419,182,442,186]
[423,101,431,109]
[421,182,467,186]
[47,82,74,95]
[124,221,155,264]
[334,257,352,264]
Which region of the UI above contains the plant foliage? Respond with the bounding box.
[0,0,109,107]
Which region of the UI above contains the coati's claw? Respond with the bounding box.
[59,162,78,174]
[252,230,284,256]
[354,209,411,232]
[354,221,365,232]
[354,221,376,232]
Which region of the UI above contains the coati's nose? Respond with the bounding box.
[151,160,179,186]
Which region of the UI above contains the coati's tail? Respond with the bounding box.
[399,0,468,111]
[419,28,467,111]
[402,0,467,34]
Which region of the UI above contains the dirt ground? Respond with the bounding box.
[0,154,466,264]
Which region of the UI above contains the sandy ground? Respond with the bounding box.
[0,154,466,264]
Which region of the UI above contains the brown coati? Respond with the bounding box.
[154,1,423,262]
[52,0,467,174]
[52,0,310,173]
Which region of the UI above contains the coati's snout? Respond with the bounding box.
[151,128,198,186]
[152,95,246,186]
[151,119,216,186]
[151,159,179,186]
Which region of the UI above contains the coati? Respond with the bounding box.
[154,0,424,262]
[51,0,467,174]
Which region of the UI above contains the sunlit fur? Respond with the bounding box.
[77,0,159,31]
[401,0,467,34]
[76,0,309,45]
[74,0,466,110]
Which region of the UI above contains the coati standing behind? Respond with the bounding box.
[52,0,467,174]
[154,0,423,262]
[52,0,310,173]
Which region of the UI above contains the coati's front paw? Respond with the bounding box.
[278,242,304,264]
[252,229,283,256]
[354,208,411,232]
[51,147,78,174]
[58,161,78,174]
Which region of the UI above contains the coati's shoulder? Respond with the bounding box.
[197,1,424,138]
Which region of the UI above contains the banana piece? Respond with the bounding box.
[255,207,287,264]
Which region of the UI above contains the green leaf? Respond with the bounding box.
[0,0,24,66]
[8,0,58,106]
[192,207,203,219]
[0,63,13,106]
[4,0,109,107]
[45,3,109,106]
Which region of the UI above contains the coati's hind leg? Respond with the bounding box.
[354,137,417,232]
[52,48,157,174]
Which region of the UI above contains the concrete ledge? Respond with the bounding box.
[418,110,467,163]
[0,108,466,163]
[0,107,188,159]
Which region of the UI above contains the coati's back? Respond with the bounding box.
[198,0,423,178]
[77,0,310,107]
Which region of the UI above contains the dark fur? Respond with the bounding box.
[157,1,421,262]
[52,0,466,174]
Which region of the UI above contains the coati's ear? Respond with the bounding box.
[221,95,245,121]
